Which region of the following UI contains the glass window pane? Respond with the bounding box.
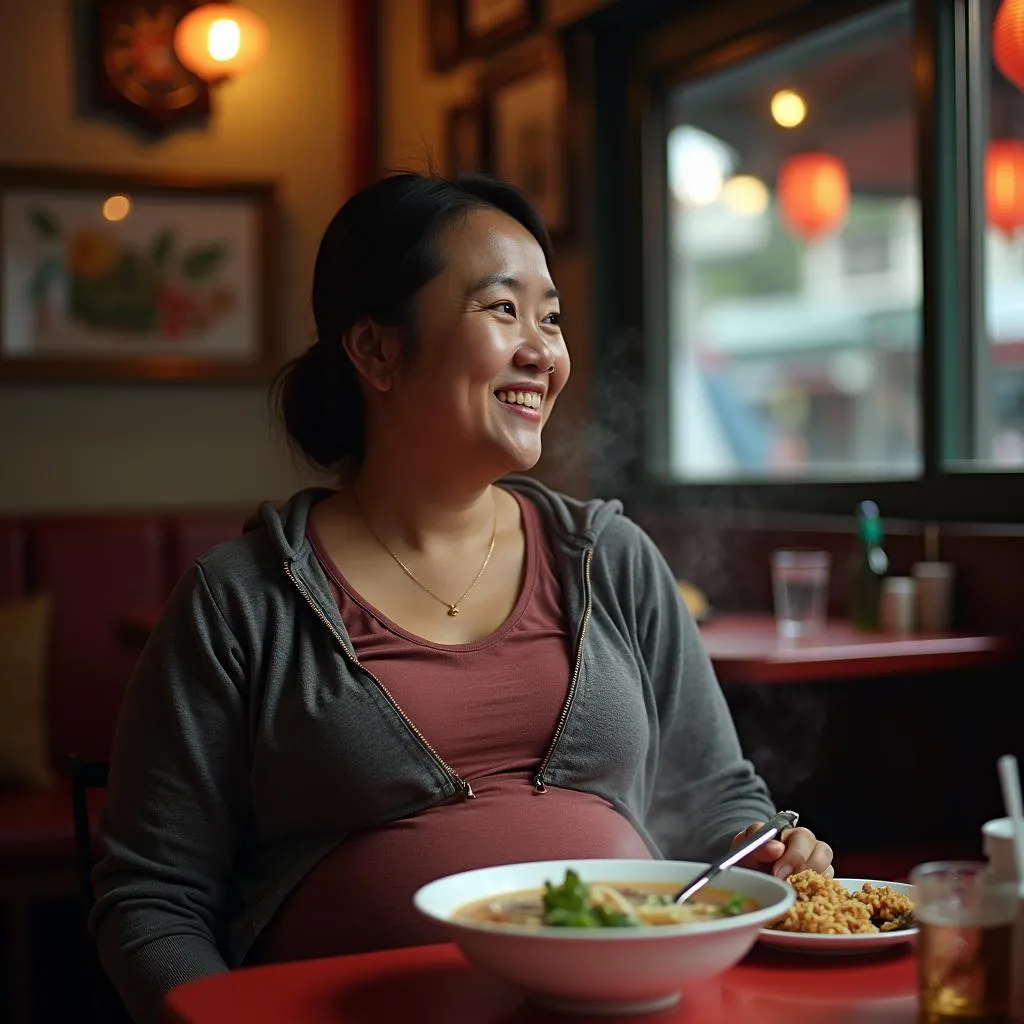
[657,3,921,482]
[981,0,1024,470]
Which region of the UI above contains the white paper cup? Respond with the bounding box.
[983,817,1020,883]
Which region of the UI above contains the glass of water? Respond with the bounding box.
[911,860,1018,1023]
[770,549,830,639]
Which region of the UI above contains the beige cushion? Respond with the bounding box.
[0,594,54,788]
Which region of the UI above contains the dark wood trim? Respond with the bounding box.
[639,0,888,81]
[941,0,969,462]
[0,165,273,195]
[589,21,648,492]
[0,357,277,384]
[346,0,378,190]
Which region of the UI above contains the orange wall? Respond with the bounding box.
[0,0,355,510]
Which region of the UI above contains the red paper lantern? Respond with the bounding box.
[987,140,1024,237]
[994,0,1024,91]
[776,152,850,241]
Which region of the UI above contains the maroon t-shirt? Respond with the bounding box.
[251,491,651,962]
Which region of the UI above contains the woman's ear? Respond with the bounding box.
[342,317,403,393]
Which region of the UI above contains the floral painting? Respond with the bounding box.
[0,169,274,380]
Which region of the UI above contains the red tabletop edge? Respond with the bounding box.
[161,940,920,1024]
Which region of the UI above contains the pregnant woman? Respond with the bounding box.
[91,170,833,1023]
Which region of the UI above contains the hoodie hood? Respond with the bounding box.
[245,476,623,564]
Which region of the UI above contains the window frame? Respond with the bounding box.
[588,0,1024,523]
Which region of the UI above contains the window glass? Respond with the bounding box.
[978,0,1024,469]
[658,3,921,481]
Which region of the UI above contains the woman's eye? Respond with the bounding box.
[493,301,516,317]
[543,311,562,326]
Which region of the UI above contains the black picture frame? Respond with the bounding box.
[481,36,573,244]
[461,0,540,58]
[426,0,463,73]
[444,100,486,175]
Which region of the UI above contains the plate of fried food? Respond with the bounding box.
[758,870,917,953]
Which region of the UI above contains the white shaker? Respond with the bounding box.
[879,577,916,634]
[911,561,955,632]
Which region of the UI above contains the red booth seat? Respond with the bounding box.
[0,509,246,877]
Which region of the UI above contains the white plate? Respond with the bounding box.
[758,877,917,954]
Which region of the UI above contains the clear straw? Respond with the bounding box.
[997,754,1024,884]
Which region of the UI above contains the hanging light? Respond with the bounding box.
[722,174,770,215]
[173,3,268,82]
[987,140,1024,237]
[776,152,850,241]
[770,89,807,129]
[994,0,1024,91]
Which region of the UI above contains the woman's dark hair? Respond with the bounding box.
[273,171,553,470]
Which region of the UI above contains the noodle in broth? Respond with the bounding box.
[453,869,758,929]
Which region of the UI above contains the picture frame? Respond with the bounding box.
[0,167,276,382]
[426,0,463,73]
[461,0,539,57]
[444,100,486,176]
[481,36,572,242]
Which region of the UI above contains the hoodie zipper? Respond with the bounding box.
[533,547,593,793]
[283,560,476,800]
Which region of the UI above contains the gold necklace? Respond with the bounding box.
[351,489,498,617]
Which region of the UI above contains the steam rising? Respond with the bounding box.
[540,329,650,496]
[538,328,826,800]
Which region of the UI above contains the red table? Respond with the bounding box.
[699,613,1019,683]
[161,942,919,1024]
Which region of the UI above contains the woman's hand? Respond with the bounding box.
[731,821,834,880]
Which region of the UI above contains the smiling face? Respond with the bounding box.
[371,206,570,477]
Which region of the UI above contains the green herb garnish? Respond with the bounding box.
[720,894,746,917]
[541,869,635,928]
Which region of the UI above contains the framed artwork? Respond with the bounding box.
[482,38,571,241]
[90,0,211,136]
[426,0,463,73]
[0,167,276,382]
[461,0,539,56]
[444,101,485,176]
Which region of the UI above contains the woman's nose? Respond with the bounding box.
[514,336,557,374]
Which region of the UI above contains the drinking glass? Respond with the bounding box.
[770,549,830,639]
[911,860,1018,1023]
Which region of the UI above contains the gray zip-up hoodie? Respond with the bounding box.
[91,476,774,1023]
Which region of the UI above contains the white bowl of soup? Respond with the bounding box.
[413,858,795,1015]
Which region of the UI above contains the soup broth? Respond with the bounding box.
[454,876,759,929]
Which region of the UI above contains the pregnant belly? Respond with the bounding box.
[250,776,653,963]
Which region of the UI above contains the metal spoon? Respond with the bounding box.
[673,809,800,904]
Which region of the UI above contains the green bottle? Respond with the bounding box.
[850,501,889,631]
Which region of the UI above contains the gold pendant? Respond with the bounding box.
[448,605,459,617]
